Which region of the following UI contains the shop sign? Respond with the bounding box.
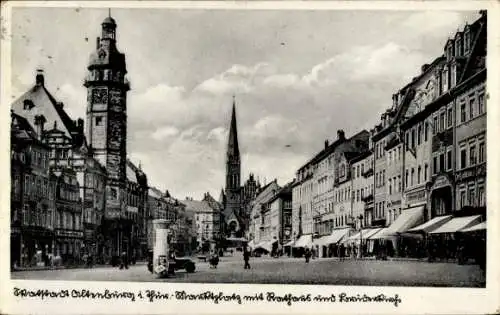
[432,175,450,191]
[56,230,84,238]
[127,206,138,213]
[405,189,426,204]
[456,167,477,182]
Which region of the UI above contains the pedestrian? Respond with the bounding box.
[243,247,251,269]
[304,248,311,263]
[119,251,128,270]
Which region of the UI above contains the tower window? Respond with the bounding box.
[95,116,103,126]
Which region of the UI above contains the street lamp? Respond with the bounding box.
[358,214,364,258]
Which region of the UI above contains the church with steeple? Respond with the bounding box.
[221,97,261,238]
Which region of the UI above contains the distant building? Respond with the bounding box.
[267,183,293,254]
[181,196,221,250]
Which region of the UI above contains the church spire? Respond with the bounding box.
[227,95,240,159]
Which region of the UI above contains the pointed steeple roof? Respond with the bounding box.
[227,95,240,158]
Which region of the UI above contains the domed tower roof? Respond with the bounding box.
[102,16,116,26]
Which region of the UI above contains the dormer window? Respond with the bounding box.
[446,40,454,60]
[23,99,35,110]
[455,35,463,57]
[464,26,471,53]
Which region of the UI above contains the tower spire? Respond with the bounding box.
[108,8,111,17]
[227,96,240,158]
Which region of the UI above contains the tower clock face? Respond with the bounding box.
[92,88,108,104]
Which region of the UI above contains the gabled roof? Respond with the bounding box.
[181,199,215,214]
[148,186,164,199]
[126,159,147,186]
[11,80,79,141]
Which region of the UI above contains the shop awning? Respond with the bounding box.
[254,241,272,252]
[321,228,351,245]
[460,221,486,233]
[430,215,482,234]
[407,215,453,233]
[293,234,313,248]
[247,240,255,248]
[347,228,383,242]
[283,240,295,247]
[376,206,424,238]
[369,227,389,239]
[313,236,328,246]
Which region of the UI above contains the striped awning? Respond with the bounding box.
[407,215,453,233]
[430,215,482,234]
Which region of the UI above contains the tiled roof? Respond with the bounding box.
[11,83,78,140]
[148,186,163,199]
[181,200,215,214]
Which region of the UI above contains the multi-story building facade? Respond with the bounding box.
[10,113,57,268]
[350,150,374,228]
[248,180,280,245]
[267,183,293,253]
[54,168,84,264]
[419,12,487,219]
[292,164,314,246]
[181,197,221,250]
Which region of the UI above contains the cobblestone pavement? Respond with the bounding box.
[11,257,485,287]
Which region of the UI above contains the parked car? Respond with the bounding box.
[147,250,196,274]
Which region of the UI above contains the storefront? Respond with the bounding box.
[55,229,84,265]
[19,227,55,267]
[371,206,425,258]
[314,228,351,258]
[429,174,454,219]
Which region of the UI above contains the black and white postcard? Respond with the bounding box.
[1,1,499,314]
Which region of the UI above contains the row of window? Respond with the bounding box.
[459,91,485,124]
[458,182,486,209]
[405,163,430,188]
[353,185,374,202]
[375,139,387,160]
[56,211,82,231]
[31,149,50,169]
[375,170,386,188]
[374,202,385,219]
[51,148,71,160]
[459,137,486,170]
[56,240,82,256]
[351,163,367,179]
[83,208,100,225]
[19,175,56,199]
[387,146,402,165]
[387,208,403,225]
[314,214,351,234]
[58,184,80,202]
[22,204,52,228]
[446,28,472,61]
[405,121,430,151]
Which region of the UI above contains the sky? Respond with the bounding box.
[10,7,481,200]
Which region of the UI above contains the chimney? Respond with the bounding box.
[35,69,44,86]
[34,115,46,140]
[96,37,101,49]
[392,93,398,107]
[77,118,84,131]
[337,130,345,141]
[324,139,329,149]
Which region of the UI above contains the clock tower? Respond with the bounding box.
[84,14,129,219]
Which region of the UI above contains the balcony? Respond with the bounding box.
[362,168,373,178]
[361,194,374,203]
[455,162,486,183]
